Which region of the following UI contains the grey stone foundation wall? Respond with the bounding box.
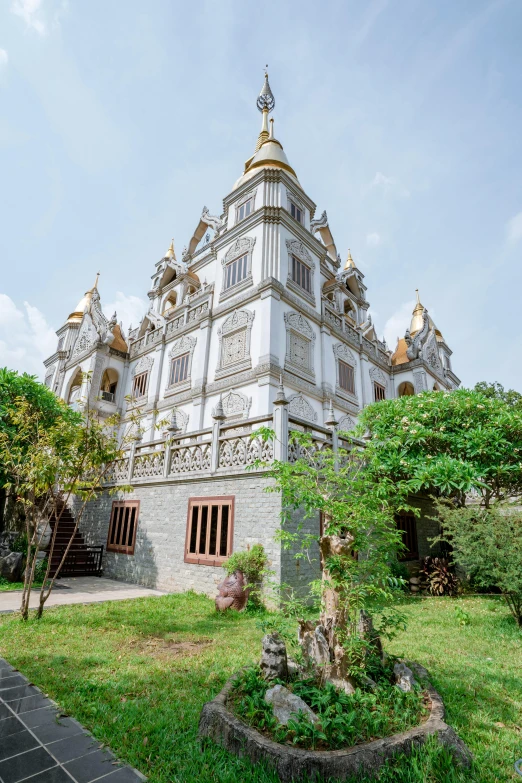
[280,509,321,600]
[75,475,283,597]
[410,495,442,561]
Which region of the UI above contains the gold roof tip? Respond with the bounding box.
[67,273,99,323]
[344,249,355,270]
[165,239,175,260]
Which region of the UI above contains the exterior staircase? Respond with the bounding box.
[48,506,103,577]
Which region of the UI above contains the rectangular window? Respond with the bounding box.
[237,199,253,222]
[292,256,311,293]
[396,513,418,560]
[373,382,386,401]
[185,496,234,565]
[169,353,189,386]
[339,360,355,394]
[132,371,148,398]
[290,201,303,224]
[107,501,140,554]
[225,254,248,290]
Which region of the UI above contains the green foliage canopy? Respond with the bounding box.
[359,389,522,506]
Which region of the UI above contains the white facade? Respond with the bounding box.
[44,76,460,444]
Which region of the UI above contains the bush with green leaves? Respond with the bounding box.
[435,502,522,625]
[229,666,425,750]
[224,544,268,608]
[420,557,458,596]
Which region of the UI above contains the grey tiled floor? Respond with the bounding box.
[0,660,146,783]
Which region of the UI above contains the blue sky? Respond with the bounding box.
[1,0,521,389]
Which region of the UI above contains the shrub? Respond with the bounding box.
[224,544,268,608]
[420,557,458,596]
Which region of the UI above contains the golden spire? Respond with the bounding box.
[67,274,99,323]
[410,289,425,334]
[255,68,275,152]
[165,239,175,260]
[92,272,100,291]
[344,249,355,270]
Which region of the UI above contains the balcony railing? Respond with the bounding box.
[100,390,115,403]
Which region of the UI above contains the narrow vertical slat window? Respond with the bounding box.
[237,199,253,222]
[373,382,386,401]
[185,497,234,565]
[396,513,418,560]
[339,360,355,394]
[292,256,311,293]
[225,254,248,290]
[107,501,140,554]
[168,353,189,386]
[132,372,148,399]
[289,201,302,224]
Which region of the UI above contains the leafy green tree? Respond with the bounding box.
[0,378,128,619]
[359,389,522,507]
[435,502,522,625]
[473,381,522,409]
[255,427,410,687]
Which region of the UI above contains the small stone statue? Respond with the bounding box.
[260,633,288,681]
[215,570,248,612]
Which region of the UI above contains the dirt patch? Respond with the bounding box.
[133,635,214,659]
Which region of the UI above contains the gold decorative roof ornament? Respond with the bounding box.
[344,249,355,270]
[409,289,443,339]
[165,239,175,260]
[67,273,100,323]
[254,69,274,152]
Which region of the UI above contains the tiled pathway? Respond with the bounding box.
[0,659,146,783]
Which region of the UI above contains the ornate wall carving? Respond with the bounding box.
[288,393,317,422]
[284,311,315,382]
[369,366,387,387]
[333,342,358,399]
[413,369,428,393]
[220,237,256,299]
[215,308,255,380]
[132,354,154,376]
[165,334,197,392]
[72,316,98,359]
[221,389,252,420]
[338,414,356,431]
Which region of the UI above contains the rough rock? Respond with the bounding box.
[326,676,355,695]
[297,621,330,669]
[394,662,418,692]
[409,577,420,585]
[265,684,318,726]
[37,522,52,551]
[287,658,301,678]
[260,633,288,682]
[0,552,23,582]
[410,585,420,593]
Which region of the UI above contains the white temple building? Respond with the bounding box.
[42,75,460,593]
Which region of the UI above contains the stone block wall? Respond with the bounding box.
[280,508,321,600]
[76,474,283,596]
[409,495,442,561]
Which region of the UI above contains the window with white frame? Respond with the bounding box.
[132,371,148,398]
[224,253,248,290]
[168,353,189,386]
[373,382,386,401]
[289,200,303,224]
[338,360,355,395]
[236,198,253,223]
[291,255,311,293]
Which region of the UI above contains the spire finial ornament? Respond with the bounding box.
[325,399,338,429]
[274,374,289,406]
[344,249,355,270]
[415,288,420,305]
[165,239,175,260]
[256,68,275,113]
[93,272,100,290]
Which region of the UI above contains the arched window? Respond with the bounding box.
[68,369,83,408]
[100,369,118,403]
[163,293,177,317]
[398,381,415,397]
[344,298,357,323]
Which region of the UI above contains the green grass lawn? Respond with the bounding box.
[0,593,520,783]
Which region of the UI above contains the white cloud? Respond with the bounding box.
[367,171,410,198]
[382,299,416,349]
[506,211,522,246]
[102,292,147,333]
[366,232,382,247]
[11,0,47,35]
[0,294,56,378]
[0,50,8,67]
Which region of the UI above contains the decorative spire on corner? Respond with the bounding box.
[165,239,176,261]
[344,249,355,270]
[255,66,275,152]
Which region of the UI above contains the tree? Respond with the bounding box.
[359,389,522,507]
[255,428,410,689]
[0,380,126,620]
[0,368,79,529]
[435,502,522,626]
[473,381,522,410]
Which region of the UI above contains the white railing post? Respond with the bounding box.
[272,376,289,462]
[210,396,225,473]
[162,411,180,478]
[128,432,142,482]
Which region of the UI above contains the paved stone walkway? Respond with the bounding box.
[0,658,146,782]
[0,578,165,615]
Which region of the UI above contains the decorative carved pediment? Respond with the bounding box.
[221,389,252,420]
[422,330,443,373]
[223,236,256,264]
[333,343,356,364]
[288,393,317,422]
[219,308,255,335]
[72,315,98,359]
[285,238,313,266]
[369,366,387,386]
[284,311,315,340]
[133,354,154,376]
[338,415,356,432]
[168,334,197,359]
